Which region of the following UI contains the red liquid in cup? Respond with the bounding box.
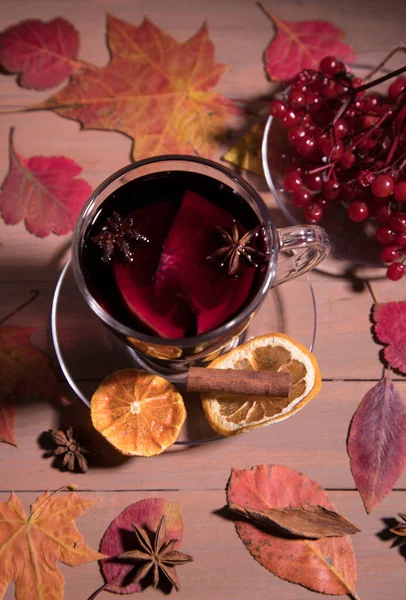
[81,171,266,339]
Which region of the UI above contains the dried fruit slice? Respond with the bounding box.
[113,200,194,338]
[91,369,186,456]
[201,333,321,436]
[156,190,255,334]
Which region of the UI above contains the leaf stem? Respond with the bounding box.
[28,484,77,521]
[0,290,39,325]
[349,590,362,600]
[87,580,117,600]
[256,2,273,23]
[366,281,379,304]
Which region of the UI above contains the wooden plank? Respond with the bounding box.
[1,490,405,600]
[1,380,406,492]
[0,276,393,380]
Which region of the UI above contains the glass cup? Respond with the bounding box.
[71,155,330,376]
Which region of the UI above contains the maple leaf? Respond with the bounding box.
[348,374,406,513]
[0,324,62,446]
[227,465,358,597]
[0,129,92,237]
[373,301,406,374]
[35,14,238,160]
[0,488,105,599]
[0,18,80,89]
[258,3,356,81]
[222,121,266,176]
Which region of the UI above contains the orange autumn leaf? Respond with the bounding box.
[0,488,105,599]
[36,15,238,160]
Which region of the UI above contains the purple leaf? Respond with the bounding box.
[348,374,406,513]
[96,498,184,595]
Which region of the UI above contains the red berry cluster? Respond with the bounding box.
[269,55,406,281]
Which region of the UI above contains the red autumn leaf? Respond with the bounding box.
[0,17,80,89]
[373,301,406,374]
[97,498,184,595]
[348,374,406,513]
[0,325,63,446]
[226,464,358,597]
[0,393,16,446]
[0,130,92,237]
[259,3,356,81]
[35,15,238,160]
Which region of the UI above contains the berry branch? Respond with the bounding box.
[269,52,406,281]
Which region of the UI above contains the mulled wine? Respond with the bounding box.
[80,171,267,339]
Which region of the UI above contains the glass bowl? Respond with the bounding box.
[261,53,405,267]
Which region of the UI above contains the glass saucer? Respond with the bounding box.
[51,258,317,446]
[262,54,405,267]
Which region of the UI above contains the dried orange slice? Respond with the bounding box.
[201,333,321,436]
[91,369,186,456]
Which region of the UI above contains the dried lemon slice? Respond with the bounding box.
[201,333,321,436]
[91,369,186,456]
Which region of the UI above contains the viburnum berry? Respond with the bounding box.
[321,138,344,160]
[387,261,405,281]
[292,189,312,208]
[395,232,406,246]
[393,181,406,203]
[375,204,391,223]
[371,174,394,198]
[389,212,406,232]
[348,200,369,222]
[339,151,356,169]
[305,172,323,191]
[388,76,406,101]
[319,56,343,76]
[351,76,365,93]
[283,171,303,192]
[297,136,316,156]
[304,203,323,223]
[323,180,341,200]
[381,245,401,263]
[288,127,306,146]
[269,99,286,118]
[376,226,395,245]
[333,119,349,138]
[281,110,299,128]
[357,170,375,188]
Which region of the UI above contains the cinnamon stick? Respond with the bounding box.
[186,367,292,397]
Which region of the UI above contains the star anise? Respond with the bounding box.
[118,515,193,591]
[91,211,149,263]
[390,512,406,545]
[49,427,90,473]
[206,220,267,276]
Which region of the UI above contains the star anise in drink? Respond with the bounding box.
[91,211,149,263]
[390,512,406,545]
[49,427,90,473]
[118,515,193,591]
[206,220,267,276]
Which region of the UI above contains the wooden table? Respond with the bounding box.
[1,1,406,598]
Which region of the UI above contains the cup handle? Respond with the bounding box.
[272,225,330,286]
